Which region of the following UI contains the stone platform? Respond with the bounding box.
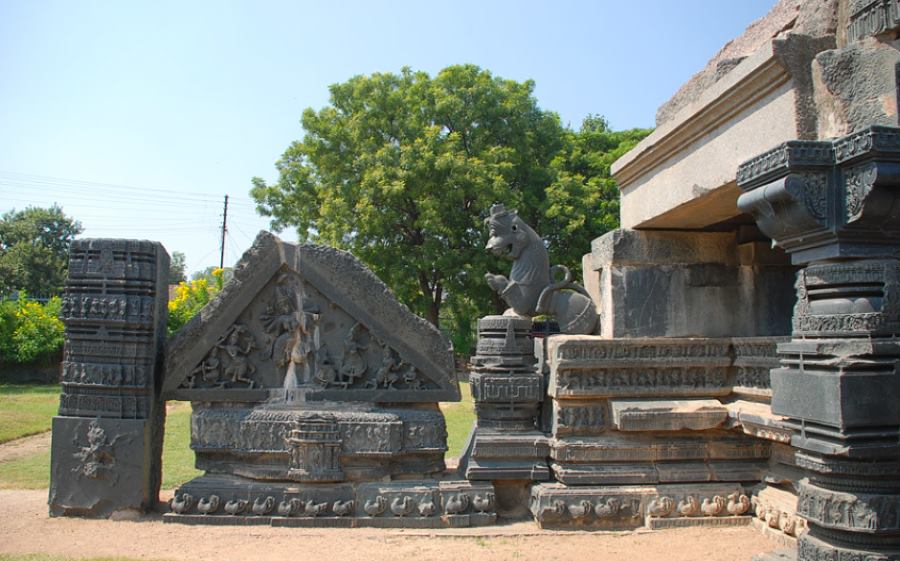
[164,475,496,528]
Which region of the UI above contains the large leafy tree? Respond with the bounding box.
[252,65,565,328]
[543,115,651,269]
[0,205,82,296]
[251,65,651,352]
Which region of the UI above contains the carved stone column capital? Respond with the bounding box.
[737,126,900,265]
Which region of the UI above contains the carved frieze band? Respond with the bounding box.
[736,141,833,188]
[792,260,900,335]
[849,0,900,45]
[799,481,900,533]
[553,340,732,365]
[552,366,731,398]
[470,374,542,403]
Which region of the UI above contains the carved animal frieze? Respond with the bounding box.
[224,498,247,515]
[727,492,751,516]
[472,494,495,514]
[332,500,354,517]
[363,496,387,517]
[700,496,726,517]
[418,499,436,517]
[444,494,470,515]
[170,493,193,514]
[277,498,302,517]
[648,497,675,518]
[567,500,593,520]
[252,496,275,516]
[196,495,220,515]
[678,496,699,517]
[390,496,415,517]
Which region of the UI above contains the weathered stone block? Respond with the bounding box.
[587,230,795,338]
[813,38,900,138]
[609,399,727,431]
[771,339,900,437]
[49,417,157,517]
[50,238,169,518]
[547,336,734,399]
[530,483,651,530]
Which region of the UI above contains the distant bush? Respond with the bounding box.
[167,267,225,337]
[0,294,64,363]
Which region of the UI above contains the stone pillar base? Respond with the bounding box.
[49,416,161,517]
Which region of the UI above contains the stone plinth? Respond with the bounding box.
[543,336,770,489]
[49,239,169,517]
[161,233,489,529]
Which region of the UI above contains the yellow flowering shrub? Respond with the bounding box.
[0,294,64,363]
[167,268,225,337]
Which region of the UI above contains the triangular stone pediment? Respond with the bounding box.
[163,232,460,403]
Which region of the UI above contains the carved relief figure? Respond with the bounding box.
[217,324,257,388]
[483,204,598,334]
[72,420,118,480]
[337,323,367,388]
[368,344,403,389]
[262,275,323,386]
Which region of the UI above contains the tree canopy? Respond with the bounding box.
[169,251,187,284]
[0,205,82,296]
[252,65,650,351]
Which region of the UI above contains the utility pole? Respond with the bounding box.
[219,194,229,269]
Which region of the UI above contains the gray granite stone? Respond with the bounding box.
[609,399,728,432]
[50,239,169,518]
[165,232,459,402]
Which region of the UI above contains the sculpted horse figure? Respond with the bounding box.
[484,203,598,335]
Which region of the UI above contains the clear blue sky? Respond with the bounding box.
[0,0,776,276]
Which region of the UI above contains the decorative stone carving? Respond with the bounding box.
[460,315,550,482]
[738,127,900,561]
[284,416,343,482]
[161,233,487,529]
[50,239,169,518]
[484,203,598,334]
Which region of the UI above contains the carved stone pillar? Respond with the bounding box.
[49,239,169,516]
[460,315,549,481]
[737,126,900,561]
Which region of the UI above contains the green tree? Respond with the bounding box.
[252,66,651,352]
[0,205,82,296]
[543,115,652,274]
[252,65,565,328]
[169,251,187,284]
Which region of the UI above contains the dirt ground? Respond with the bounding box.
[0,431,51,462]
[0,489,783,561]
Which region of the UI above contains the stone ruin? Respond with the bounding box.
[48,1,900,559]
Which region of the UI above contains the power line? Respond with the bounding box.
[0,170,260,207]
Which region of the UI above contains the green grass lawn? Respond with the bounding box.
[441,381,475,459]
[0,381,476,490]
[0,384,60,444]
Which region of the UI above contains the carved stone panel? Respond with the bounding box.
[165,233,459,403]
